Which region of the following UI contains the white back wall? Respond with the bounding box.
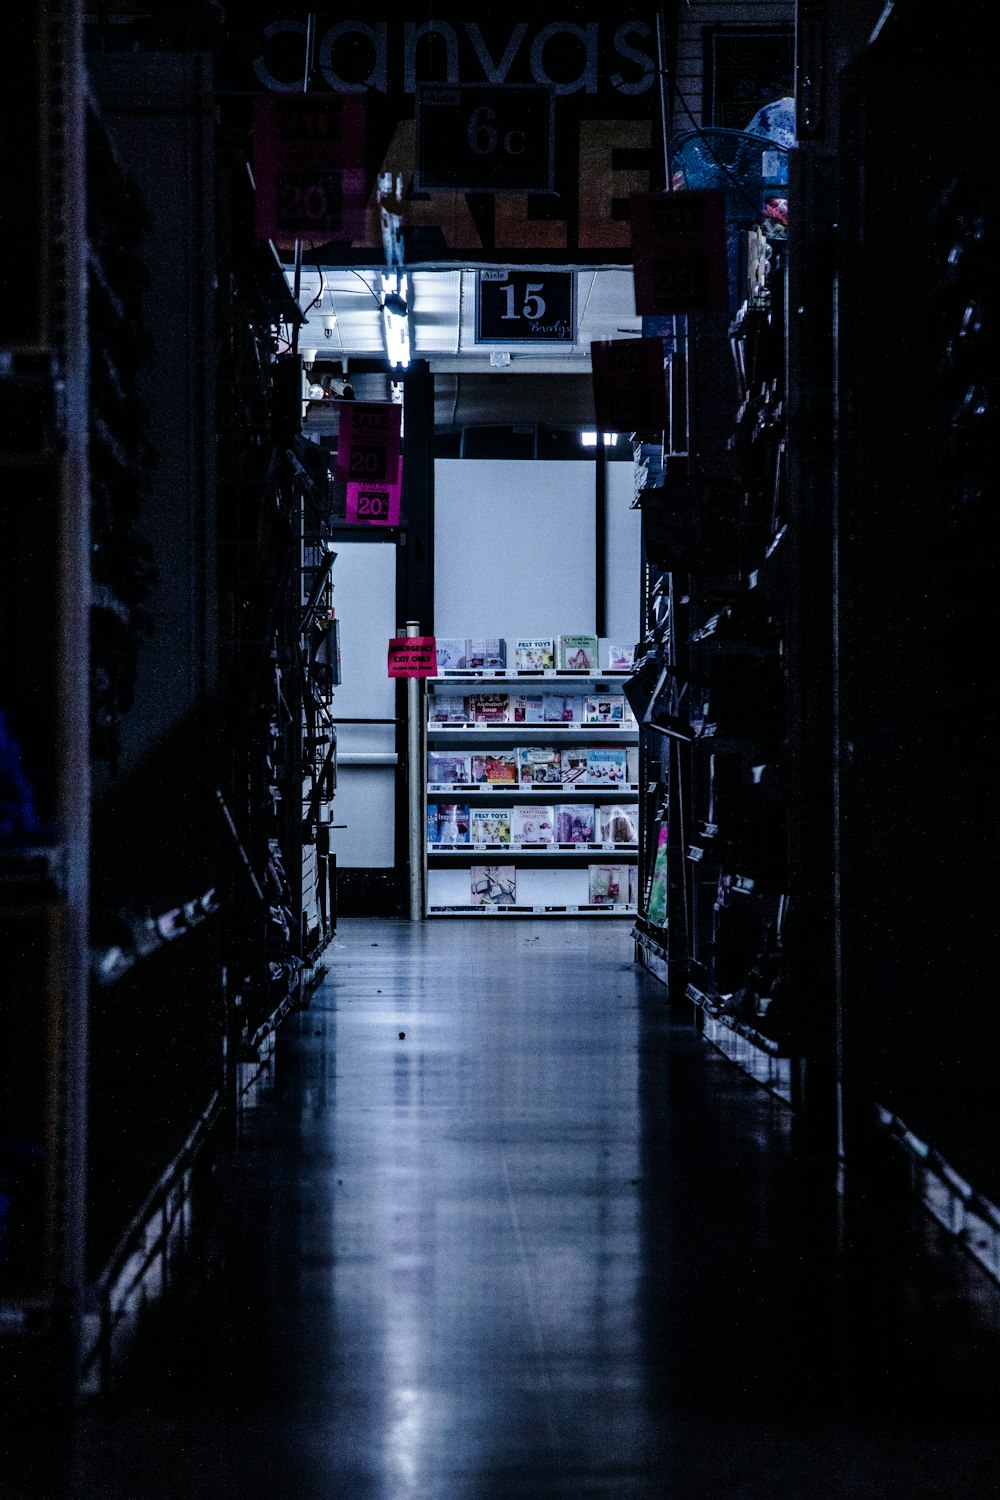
[434,457,639,655]
[605,462,641,652]
[434,460,597,638]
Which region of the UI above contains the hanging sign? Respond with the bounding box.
[346,458,402,527]
[476,270,575,344]
[591,336,669,432]
[630,189,729,315]
[388,636,438,678]
[416,84,555,194]
[336,401,402,485]
[252,93,366,242]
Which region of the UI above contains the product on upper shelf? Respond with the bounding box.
[469,691,509,723]
[543,692,582,723]
[471,749,517,784]
[512,692,546,723]
[561,747,588,784]
[605,642,635,671]
[588,862,630,905]
[470,864,517,906]
[511,804,555,844]
[597,804,637,844]
[514,637,554,671]
[585,746,628,786]
[557,633,598,671]
[435,637,469,672]
[427,751,473,786]
[466,637,506,670]
[584,692,625,724]
[427,802,471,844]
[428,691,469,724]
[517,745,562,785]
[555,802,595,843]
[470,807,511,845]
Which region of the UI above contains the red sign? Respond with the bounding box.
[346,458,402,527]
[336,401,402,487]
[388,637,438,678]
[253,93,366,243]
[630,190,729,316]
[591,337,669,434]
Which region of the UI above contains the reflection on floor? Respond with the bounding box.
[4,916,1000,1498]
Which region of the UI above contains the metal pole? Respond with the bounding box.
[405,621,424,920]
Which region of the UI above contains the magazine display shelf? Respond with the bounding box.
[424,673,639,918]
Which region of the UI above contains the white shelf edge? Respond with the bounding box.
[427,783,639,794]
[425,905,637,917]
[427,844,639,856]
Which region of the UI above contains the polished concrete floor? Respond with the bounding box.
[5,916,1000,1497]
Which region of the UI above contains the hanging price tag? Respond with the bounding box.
[630,190,729,316]
[346,458,402,527]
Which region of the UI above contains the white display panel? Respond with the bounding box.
[328,540,397,869]
[605,463,641,652]
[434,459,597,638]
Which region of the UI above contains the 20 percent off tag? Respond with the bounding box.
[346,462,402,527]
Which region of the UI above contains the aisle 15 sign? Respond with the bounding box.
[476,270,575,343]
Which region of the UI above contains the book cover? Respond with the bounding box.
[647,823,669,926]
[470,807,511,845]
[511,804,555,844]
[427,802,471,844]
[605,642,635,671]
[512,692,546,723]
[427,751,473,786]
[435,637,468,672]
[561,747,587,784]
[471,750,518,784]
[555,803,595,843]
[589,862,629,905]
[543,692,582,723]
[469,692,509,723]
[597,803,637,844]
[557,633,598,671]
[428,691,469,724]
[584,693,625,724]
[626,745,639,784]
[585,746,628,786]
[470,864,517,906]
[517,746,562,785]
[514,637,554,671]
[466,637,506,670]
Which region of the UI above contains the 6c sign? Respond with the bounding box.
[415,84,554,193]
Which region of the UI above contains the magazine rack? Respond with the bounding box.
[423,670,640,917]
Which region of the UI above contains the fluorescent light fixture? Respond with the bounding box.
[382,271,410,369]
[581,431,620,447]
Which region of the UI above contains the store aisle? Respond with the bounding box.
[6,916,1000,1498]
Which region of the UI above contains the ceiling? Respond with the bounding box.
[288,264,642,377]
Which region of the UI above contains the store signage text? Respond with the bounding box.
[476,270,575,343]
[253,19,657,96]
[388,637,437,677]
[416,85,553,193]
[630,190,729,316]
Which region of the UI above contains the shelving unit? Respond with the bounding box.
[424,671,639,917]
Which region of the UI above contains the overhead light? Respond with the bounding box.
[381,271,410,369]
[581,431,620,447]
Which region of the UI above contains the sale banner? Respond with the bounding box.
[252,94,366,244]
[346,458,403,527]
[336,401,403,486]
[388,636,438,678]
